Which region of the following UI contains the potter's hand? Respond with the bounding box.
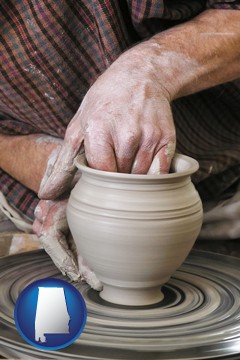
[76,54,176,176]
[39,9,240,200]
[33,198,102,290]
[38,47,176,200]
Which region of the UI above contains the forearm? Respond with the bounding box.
[0,133,62,193]
[153,9,240,98]
[119,9,240,100]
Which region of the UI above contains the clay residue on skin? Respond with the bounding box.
[35,135,62,145]
[165,141,176,162]
[148,156,161,175]
[147,142,175,175]
[139,45,200,98]
[39,145,62,194]
[42,236,80,282]
[38,137,83,199]
[36,200,80,281]
[78,255,103,291]
[156,50,198,85]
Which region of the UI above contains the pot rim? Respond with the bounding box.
[74,153,199,180]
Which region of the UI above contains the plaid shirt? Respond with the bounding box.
[1,0,240,220]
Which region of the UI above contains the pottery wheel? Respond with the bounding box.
[0,250,240,359]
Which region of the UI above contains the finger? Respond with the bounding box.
[33,201,54,236]
[32,218,42,237]
[37,206,80,281]
[40,227,80,281]
[148,141,176,175]
[33,199,80,281]
[38,114,84,199]
[34,200,54,223]
[84,119,142,173]
[131,147,156,174]
[114,129,141,173]
[131,124,161,174]
[84,133,118,172]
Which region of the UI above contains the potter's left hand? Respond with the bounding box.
[33,198,102,290]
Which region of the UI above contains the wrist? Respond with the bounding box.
[117,41,195,101]
[118,9,240,100]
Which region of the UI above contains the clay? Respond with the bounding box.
[67,154,203,306]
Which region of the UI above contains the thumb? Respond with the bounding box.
[33,199,80,281]
[38,114,84,199]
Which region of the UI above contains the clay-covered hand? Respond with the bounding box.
[78,50,176,176]
[33,198,102,290]
[38,45,176,200]
[39,9,240,202]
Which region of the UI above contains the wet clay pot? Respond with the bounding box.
[67,154,203,306]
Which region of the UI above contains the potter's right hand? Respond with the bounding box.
[33,198,102,291]
[38,44,176,200]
